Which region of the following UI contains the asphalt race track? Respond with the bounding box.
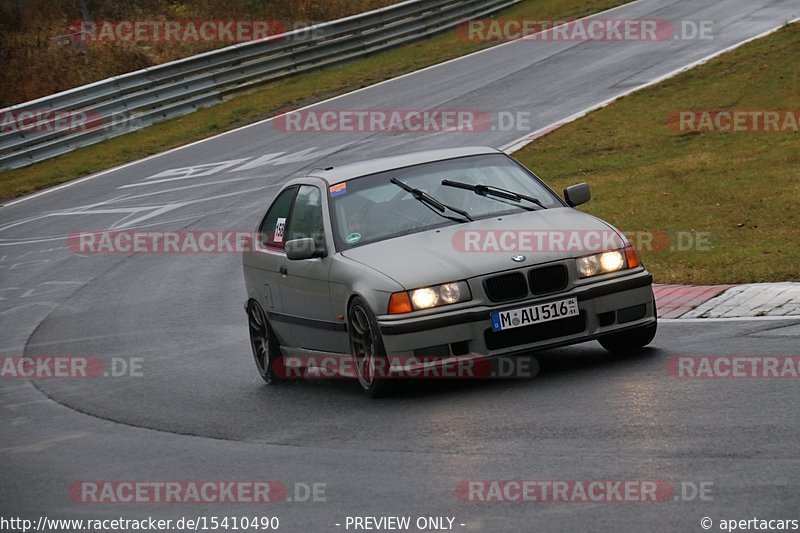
[1,0,799,531]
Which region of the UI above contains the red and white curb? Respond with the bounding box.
[655,282,800,319]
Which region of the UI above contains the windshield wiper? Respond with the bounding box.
[390,178,473,222]
[441,179,547,209]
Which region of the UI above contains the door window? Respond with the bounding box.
[258,186,297,249]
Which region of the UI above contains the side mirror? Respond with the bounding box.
[285,238,326,260]
[563,183,591,207]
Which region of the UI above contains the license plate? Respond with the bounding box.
[490,297,579,332]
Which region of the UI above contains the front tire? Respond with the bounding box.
[247,300,297,383]
[348,296,393,398]
[598,320,657,353]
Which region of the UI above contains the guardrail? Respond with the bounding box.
[0,0,519,170]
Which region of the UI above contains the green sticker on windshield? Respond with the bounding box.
[346,232,362,244]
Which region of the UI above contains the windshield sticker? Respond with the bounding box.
[274,217,286,243]
[345,232,361,244]
[329,182,347,197]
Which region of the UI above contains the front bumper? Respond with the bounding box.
[376,269,656,358]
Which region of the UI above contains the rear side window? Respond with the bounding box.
[286,185,324,247]
[258,186,297,249]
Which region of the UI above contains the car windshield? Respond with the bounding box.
[329,153,562,249]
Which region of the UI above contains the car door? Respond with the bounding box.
[278,183,345,353]
[247,185,298,346]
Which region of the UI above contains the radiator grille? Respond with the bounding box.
[528,264,568,295]
[484,272,528,302]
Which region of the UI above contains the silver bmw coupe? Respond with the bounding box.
[243,146,656,396]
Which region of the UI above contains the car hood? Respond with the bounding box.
[340,207,625,289]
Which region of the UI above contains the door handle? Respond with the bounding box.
[279,266,288,276]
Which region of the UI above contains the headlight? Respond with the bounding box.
[599,250,625,272]
[576,247,639,279]
[410,287,438,309]
[388,281,472,314]
[439,282,462,304]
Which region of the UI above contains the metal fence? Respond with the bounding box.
[0,0,519,170]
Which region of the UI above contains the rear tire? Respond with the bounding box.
[348,296,393,398]
[247,300,299,383]
[598,321,657,353]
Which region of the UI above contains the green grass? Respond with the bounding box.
[515,23,800,284]
[0,0,627,200]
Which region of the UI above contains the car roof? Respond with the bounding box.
[308,146,502,185]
